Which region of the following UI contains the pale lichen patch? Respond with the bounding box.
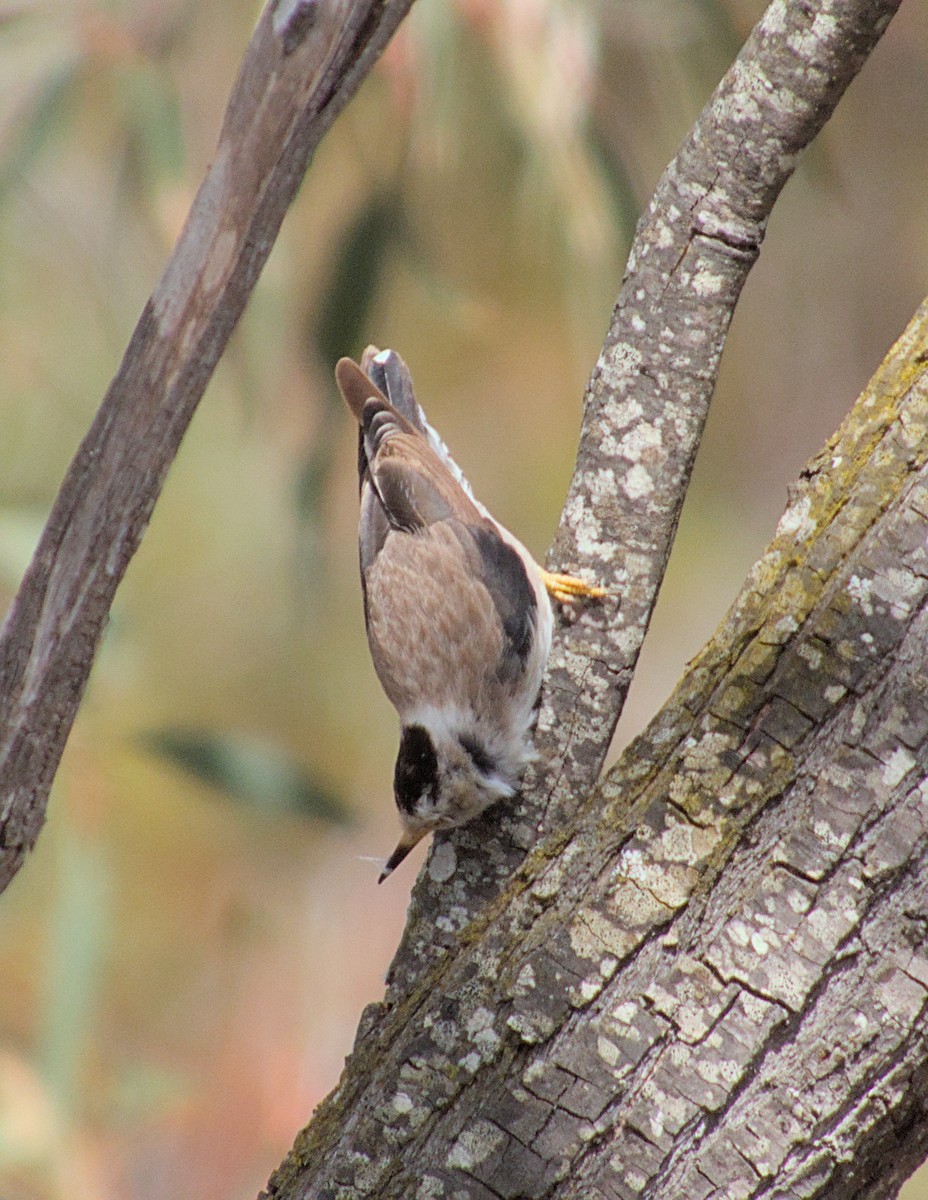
[750,929,780,956]
[847,574,874,614]
[467,1031,502,1066]
[658,813,721,866]
[680,730,733,774]
[618,422,664,462]
[796,641,823,669]
[607,396,643,429]
[587,466,619,505]
[466,1007,496,1039]
[569,908,628,963]
[623,463,655,499]
[691,267,726,296]
[507,1010,556,1044]
[598,1036,620,1066]
[613,1160,650,1192]
[429,840,457,882]
[513,962,537,995]
[459,1052,481,1074]
[812,814,847,851]
[599,343,643,387]
[530,863,567,902]
[604,396,645,430]
[881,745,915,788]
[575,979,603,1004]
[434,904,471,936]
[726,919,753,948]
[446,1120,506,1171]
[611,852,693,914]
[563,493,619,560]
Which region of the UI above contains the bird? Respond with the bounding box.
[335,347,604,882]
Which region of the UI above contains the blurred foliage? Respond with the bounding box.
[141,728,351,825]
[297,187,407,527]
[1,1,927,1198]
[313,187,407,370]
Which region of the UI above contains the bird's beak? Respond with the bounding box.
[378,828,428,884]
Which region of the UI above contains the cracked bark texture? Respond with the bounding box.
[265,304,928,1200]
[0,0,415,893]
[385,0,902,1002]
[0,0,923,1195]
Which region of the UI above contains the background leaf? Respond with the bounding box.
[141,727,352,826]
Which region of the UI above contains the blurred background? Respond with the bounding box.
[0,0,926,1196]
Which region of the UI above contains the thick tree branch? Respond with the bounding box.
[0,0,415,893]
[264,300,928,1200]
[2,0,921,1192]
[387,0,902,999]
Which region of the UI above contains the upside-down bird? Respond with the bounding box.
[336,348,604,881]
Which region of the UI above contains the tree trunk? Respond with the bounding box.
[0,0,923,1195]
[262,306,928,1197]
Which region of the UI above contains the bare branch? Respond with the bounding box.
[386,0,902,996]
[0,0,415,893]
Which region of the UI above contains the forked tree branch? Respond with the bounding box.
[0,0,415,892]
[1,0,923,1196]
[260,0,928,1194]
[264,302,928,1198]
[387,0,903,997]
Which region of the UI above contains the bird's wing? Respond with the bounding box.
[361,346,424,432]
[362,346,484,511]
[336,355,540,676]
[450,521,539,675]
[336,357,484,538]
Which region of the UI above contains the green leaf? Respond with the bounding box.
[140,727,352,827]
[116,61,186,191]
[313,188,404,369]
[0,59,82,200]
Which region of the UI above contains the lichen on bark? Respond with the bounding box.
[265,304,928,1200]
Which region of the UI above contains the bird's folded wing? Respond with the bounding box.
[337,356,484,532]
[364,440,538,676]
[447,520,538,674]
[361,346,424,433]
[337,355,537,673]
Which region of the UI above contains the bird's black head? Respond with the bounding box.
[394,724,440,816]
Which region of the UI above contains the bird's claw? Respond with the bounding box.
[541,569,607,604]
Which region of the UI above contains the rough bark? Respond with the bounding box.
[264,302,928,1200]
[1,0,923,1195]
[0,0,414,892]
[386,0,903,1001]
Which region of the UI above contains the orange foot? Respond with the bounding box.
[540,569,607,604]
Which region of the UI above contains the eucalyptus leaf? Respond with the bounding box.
[141,728,352,827]
[313,187,404,369]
